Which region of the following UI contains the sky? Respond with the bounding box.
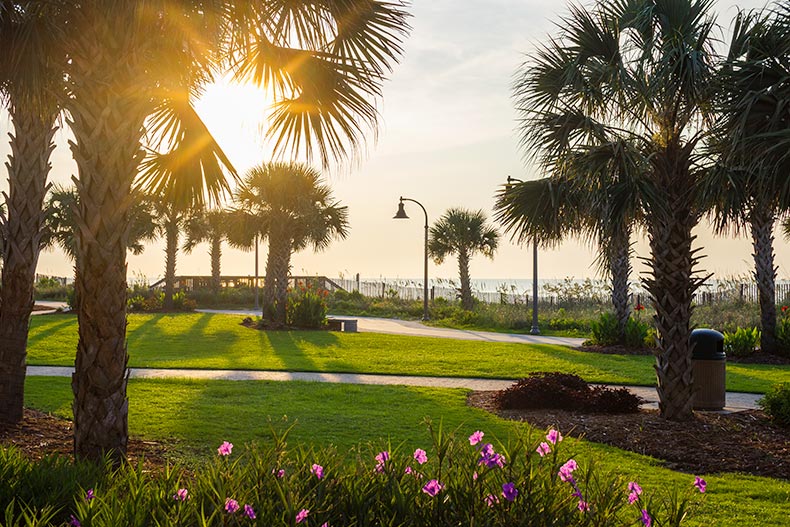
[0,0,781,288]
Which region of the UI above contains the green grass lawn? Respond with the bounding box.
[28,313,788,393]
[23,376,789,526]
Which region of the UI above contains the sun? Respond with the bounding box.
[193,75,276,175]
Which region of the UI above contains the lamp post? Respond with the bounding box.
[393,197,430,321]
[506,176,540,335]
[253,234,260,310]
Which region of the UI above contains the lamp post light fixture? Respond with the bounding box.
[506,176,540,335]
[393,196,430,321]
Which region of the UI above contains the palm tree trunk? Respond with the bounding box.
[0,105,56,426]
[66,8,152,463]
[458,251,473,310]
[749,207,777,354]
[163,212,179,311]
[643,144,701,422]
[607,224,632,341]
[264,232,292,326]
[210,234,222,296]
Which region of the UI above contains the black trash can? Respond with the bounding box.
[689,329,726,410]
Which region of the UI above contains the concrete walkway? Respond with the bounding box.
[197,309,587,347]
[26,365,762,412]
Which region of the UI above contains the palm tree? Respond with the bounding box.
[495,152,643,340]
[513,0,720,421]
[0,1,64,425]
[229,162,349,326]
[44,186,158,265]
[183,208,229,296]
[705,7,790,355]
[428,208,499,310]
[42,2,409,462]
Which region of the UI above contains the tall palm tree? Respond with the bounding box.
[705,7,790,355]
[513,0,719,421]
[44,186,158,265]
[183,208,229,296]
[0,1,64,425]
[45,1,409,462]
[428,208,499,310]
[229,162,349,326]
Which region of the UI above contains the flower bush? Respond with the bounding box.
[722,327,760,357]
[0,422,706,526]
[286,285,329,329]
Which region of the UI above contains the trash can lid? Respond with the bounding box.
[690,328,725,360]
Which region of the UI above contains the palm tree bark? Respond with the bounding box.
[66,9,151,463]
[210,233,222,296]
[264,231,292,326]
[750,207,777,354]
[163,211,179,311]
[607,224,632,341]
[458,250,473,310]
[0,106,56,426]
[643,144,701,422]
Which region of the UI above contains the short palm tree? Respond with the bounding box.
[705,7,790,355]
[513,0,720,421]
[38,2,408,462]
[0,1,64,425]
[495,149,643,340]
[183,208,230,296]
[428,208,499,310]
[229,162,349,326]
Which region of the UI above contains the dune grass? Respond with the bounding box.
[28,313,787,393]
[23,376,789,526]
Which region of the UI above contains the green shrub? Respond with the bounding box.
[33,276,72,301]
[287,285,328,329]
[0,424,706,527]
[758,383,790,428]
[590,313,620,346]
[722,327,760,357]
[623,317,650,349]
[774,309,790,358]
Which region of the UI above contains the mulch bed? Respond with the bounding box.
[468,391,790,479]
[0,409,170,471]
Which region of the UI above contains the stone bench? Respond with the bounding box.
[327,318,358,332]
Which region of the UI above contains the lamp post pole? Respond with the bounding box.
[506,176,540,335]
[394,197,430,321]
[253,234,260,310]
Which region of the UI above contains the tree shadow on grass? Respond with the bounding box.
[27,315,77,347]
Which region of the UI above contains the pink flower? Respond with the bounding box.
[578,500,590,512]
[244,504,256,519]
[321,523,329,527]
[275,468,285,478]
[85,489,95,501]
[311,464,324,479]
[173,488,189,501]
[405,466,414,475]
[558,459,578,482]
[536,442,551,457]
[469,430,484,445]
[484,494,499,507]
[217,441,233,456]
[375,451,390,464]
[693,476,706,493]
[502,482,518,502]
[473,471,478,481]
[69,515,81,527]
[628,482,643,495]
[225,498,239,514]
[546,429,563,444]
[296,509,310,523]
[628,492,640,504]
[414,448,428,464]
[422,479,444,497]
[641,509,652,527]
